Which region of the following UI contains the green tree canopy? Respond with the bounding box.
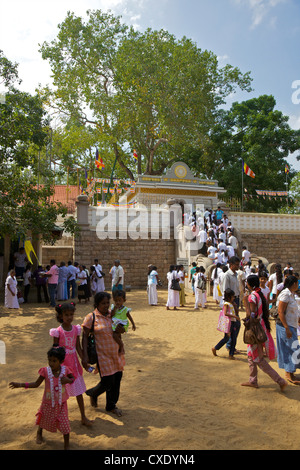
[0,51,78,243]
[185,95,300,212]
[39,9,252,178]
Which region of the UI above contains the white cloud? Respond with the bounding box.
[233,0,287,29]
[0,0,146,93]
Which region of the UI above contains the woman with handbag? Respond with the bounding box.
[166,265,180,310]
[241,275,287,391]
[81,292,125,416]
[275,275,300,385]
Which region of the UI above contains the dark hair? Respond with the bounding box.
[274,264,283,284]
[214,263,221,279]
[247,275,271,332]
[229,256,240,266]
[55,302,76,323]
[94,291,111,309]
[259,272,268,279]
[113,289,126,301]
[224,288,235,302]
[284,275,298,290]
[47,346,66,362]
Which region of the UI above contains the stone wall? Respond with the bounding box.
[241,232,300,273]
[74,230,176,289]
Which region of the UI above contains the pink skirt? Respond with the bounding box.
[35,402,70,434]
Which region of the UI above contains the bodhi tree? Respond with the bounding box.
[39,9,252,178]
[0,51,79,244]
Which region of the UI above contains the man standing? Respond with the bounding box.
[112,260,124,292]
[215,206,224,226]
[222,256,241,354]
[228,231,238,254]
[14,247,28,279]
[67,261,78,299]
[45,259,59,307]
[33,265,49,303]
[94,259,105,293]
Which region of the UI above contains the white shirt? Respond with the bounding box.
[227,245,235,258]
[113,265,124,286]
[242,249,251,263]
[277,288,299,329]
[218,242,227,252]
[77,270,87,285]
[23,270,31,286]
[229,235,238,249]
[268,272,278,295]
[198,230,207,243]
[207,246,217,259]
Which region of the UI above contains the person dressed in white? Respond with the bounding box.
[112,260,124,292]
[93,259,105,293]
[226,244,235,259]
[194,267,207,309]
[5,269,19,309]
[242,246,251,266]
[228,232,238,253]
[207,244,217,263]
[148,265,159,306]
[166,265,180,310]
[212,263,223,305]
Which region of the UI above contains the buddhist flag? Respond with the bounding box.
[243,160,255,179]
[24,240,40,265]
[95,148,105,170]
[133,149,138,161]
[285,164,290,175]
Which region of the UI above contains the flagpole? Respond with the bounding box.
[241,159,244,213]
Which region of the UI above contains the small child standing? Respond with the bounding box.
[9,347,74,450]
[111,290,136,354]
[259,272,270,303]
[212,289,241,360]
[50,303,92,427]
[193,267,207,309]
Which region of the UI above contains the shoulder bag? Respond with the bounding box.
[170,273,181,291]
[87,312,98,365]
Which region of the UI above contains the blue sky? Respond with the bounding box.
[1,0,300,170]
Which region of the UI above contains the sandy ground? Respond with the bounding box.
[0,288,300,451]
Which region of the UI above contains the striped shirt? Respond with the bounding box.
[82,310,125,377]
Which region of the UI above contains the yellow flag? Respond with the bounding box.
[24,240,40,265]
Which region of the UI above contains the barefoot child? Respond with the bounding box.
[9,346,74,450]
[50,303,93,427]
[212,288,240,360]
[111,290,136,353]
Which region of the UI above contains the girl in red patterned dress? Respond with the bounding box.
[50,303,93,427]
[9,347,74,450]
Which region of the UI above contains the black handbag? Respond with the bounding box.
[171,278,181,291]
[87,312,98,365]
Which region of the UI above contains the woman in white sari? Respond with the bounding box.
[166,265,180,310]
[148,265,159,306]
[5,269,19,309]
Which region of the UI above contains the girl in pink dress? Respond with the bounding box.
[9,347,74,450]
[50,303,93,426]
